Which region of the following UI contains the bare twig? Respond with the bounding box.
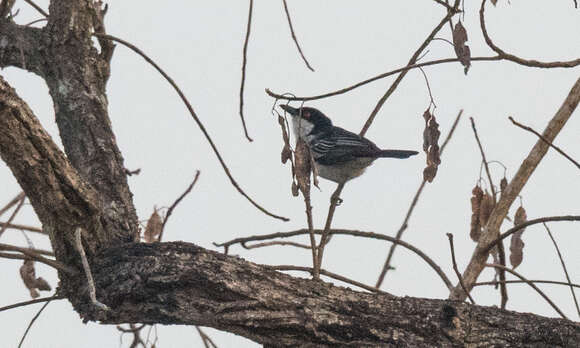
[0,244,73,273]
[216,228,453,290]
[75,228,108,310]
[446,233,476,304]
[266,56,502,102]
[509,116,580,170]
[0,194,25,238]
[418,67,436,108]
[474,279,580,289]
[543,223,580,318]
[376,110,462,287]
[23,0,48,17]
[450,76,580,301]
[243,240,311,250]
[0,294,63,313]
[196,326,219,348]
[469,117,508,308]
[315,183,344,275]
[486,263,568,320]
[238,0,254,142]
[159,170,200,242]
[18,298,52,348]
[93,33,289,222]
[282,0,315,71]
[360,0,461,136]
[484,215,580,253]
[24,18,47,27]
[0,222,45,235]
[0,191,25,217]
[270,265,387,294]
[480,0,580,68]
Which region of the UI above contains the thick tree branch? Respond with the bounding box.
[68,242,580,347]
[449,76,580,300]
[0,20,45,75]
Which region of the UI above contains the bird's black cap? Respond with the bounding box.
[279,104,298,115]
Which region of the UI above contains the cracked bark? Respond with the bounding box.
[0,1,578,347]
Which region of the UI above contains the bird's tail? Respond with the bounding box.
[377,149,419,159]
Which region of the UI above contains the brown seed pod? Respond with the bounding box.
[20,259,51,298]
[294,139,312,198]
[470,185,484,242]
[509,206,527,269]
[478,191,494,227]
[422,109,441,183]
[144,208,162,243]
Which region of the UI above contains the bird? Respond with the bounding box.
[280,104,418,184]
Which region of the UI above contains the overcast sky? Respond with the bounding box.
[1,1,579,347]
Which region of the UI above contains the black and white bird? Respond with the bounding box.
[280,105,418,184]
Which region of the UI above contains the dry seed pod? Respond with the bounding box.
[20,259,51,298]
[422,109,441,183]
[281,144,292,164]
[291,181,299,197]
[144,209,162,243]
[470,185,484,242]
[509,206,527,269]
[500,177,508,196]
[452,21,471,74]
[294,139,311,197]
[479,191,494,227]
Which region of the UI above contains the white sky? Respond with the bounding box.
[1,1,579,347]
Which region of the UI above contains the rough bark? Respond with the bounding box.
[66,241,578,347]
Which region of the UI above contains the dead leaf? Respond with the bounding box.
[422,109,441,183]
[500,177,508,196]
[453,21,471,74]
[509,206,527,269]
[144,208,162,243]
[281,144,292,164]
[20,259,51,298]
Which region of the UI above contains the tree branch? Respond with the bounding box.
[449,76,580,301]
[0,20,44,75]
[68,242,579,347]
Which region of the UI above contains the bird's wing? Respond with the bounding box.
[312,128,381,165]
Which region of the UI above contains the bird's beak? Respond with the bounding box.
[279,104,299,116]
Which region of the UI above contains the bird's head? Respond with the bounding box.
[279,105,332,138]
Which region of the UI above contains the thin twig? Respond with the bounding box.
[315,183,345,276]
[0,244,74,274]
[23,0,48,17]
[470,116,509,308]
[0,222,45,235]
[446,233,476,304]
[270,265,387,294]
[360,0,461,136]
[75,228,108,310]
[216,228,453,290]
[418,67,436,108]
[484,215,580,253]
[266,56,502,102]
[0,192,25,217]
[0,295,63,313]
[376,110,462,287]
[486,263,568,320]
[474,279,580,289]
[242,240,311,250]
[0,195,25,238]
[480,0,580,68]
[543,223,580,318]
[18,298,52,348]
[196,326,219,348]
[238,0,254,142]
[93,33,289,222]
[509,116,580,170]
[25,18,48,27]
[282,0,315,71]
[159,170,200,242]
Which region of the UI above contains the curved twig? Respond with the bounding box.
[269,265,386,294]
[480,0,580,68]
[282,0,315,71]
[159,170,201,242]
[266,56,501,102]
[18,299,52,348]
[486,263,568,319]
[93,33,289,222]
[0,295,64,313]
[238,0,254,142]
[446,233,476,304]
[216,228,453,290]
[474,279,580,289]
[0,244,75,274]
[483,215,580,253]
